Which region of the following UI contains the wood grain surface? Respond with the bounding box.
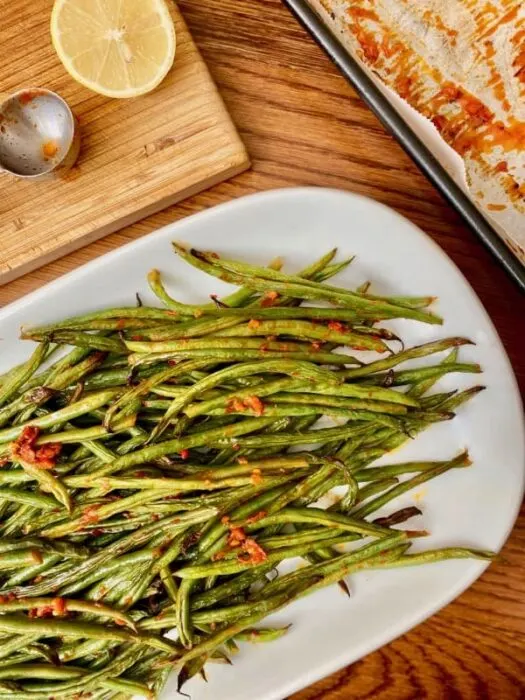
[0,0,248,283]
[1,1,524,697]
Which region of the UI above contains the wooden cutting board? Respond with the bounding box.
[0,0,249,285]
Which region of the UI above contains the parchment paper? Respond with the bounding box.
[308,0,525,263]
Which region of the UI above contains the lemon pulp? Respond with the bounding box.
[51,0,176,98]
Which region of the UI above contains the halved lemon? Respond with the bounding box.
[51,0,176,98]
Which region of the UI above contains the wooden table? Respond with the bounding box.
[1,0,524,696]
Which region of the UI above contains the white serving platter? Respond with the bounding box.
[0,188,523,700]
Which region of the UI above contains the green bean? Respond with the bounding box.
[313,256,354,282]
[0,615,175,653]
[364,547,495,570]
[352,452,471,519]
[0,344,49,409]
[28,415,136,447]
[58,638,118,663]
[191,565,275,612]
[0,549,53,572]
[157,454,317,478]
[103,677,155,697]
[206,249,339,316]
[189,250,424,311]
[148,255,284,315]
[257,528,348,550]
[303,381,420,406]
[144,592,300,629]
[0,635,42,662]
[0,488,57,510]
[31,320,166,333]
[339,338,472,380]
[0,598,135,630]
[440,386,485,410]
[203,423,374,450]
[352,478,400,505]
[127,337,325,354]
[129,322,388,354]
[266,392,409,415]
[22,330,126,354]
[174,654,210,691]
[353,459,454,482]
[1,506,41,538]
[15,459,71,513]
[286,248,339,278]
[60,549,158,596]
[135,316,252,343]
[175,578,194,649]
[409,348,458,398]
[214,319,389,350]
[0,361,29,387]
[67,472,308,493]
[160,565,179,603]
[421,391,457,410]
[0,390,120,445]
[5,641,59,666]
[6,556,64,587]
[243,507,388,537]
[174,246,441,324]
[126,336,319,354]
[172,480,299,647]
[10,354,93,429]
[129,347,359,368]
[82,367,138,390]
[194,306,375,322]
[205,404,403,430]
[28,345,94,389]
[24,309,185,335]
[357,363,481,387]
[235,626,291,643]
[0,539,56,555]
[0,664,86,681]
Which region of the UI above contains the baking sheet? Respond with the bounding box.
[282,0,525,291]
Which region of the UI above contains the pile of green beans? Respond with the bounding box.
[0,245,492,698]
